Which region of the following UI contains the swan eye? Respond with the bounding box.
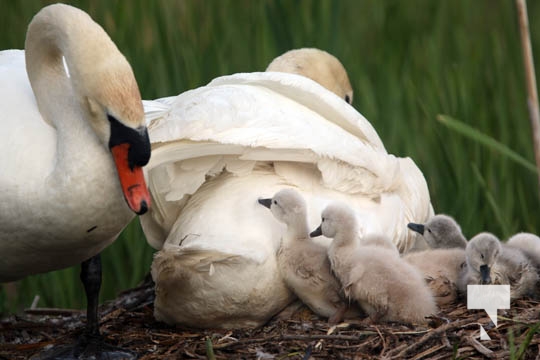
[345,95,351,104]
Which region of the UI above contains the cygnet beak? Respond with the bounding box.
[407,222,425,235]
[479,264,491,284]
[258,198,272,209]
[310,225,322,238]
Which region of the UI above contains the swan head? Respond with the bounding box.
[466,232,502,284]
[84,65,151,215]
[407,214,466,249]
[266,48,353,104]
[310,203,357,243]
[25,4,151,215]
[77,22,151,216]
[258,188,307,227]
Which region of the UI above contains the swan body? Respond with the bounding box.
[0,4,150,282]
[145,55,433,327]
[404,248,466,306]
[507,233,540,270]
[312,203,437,324]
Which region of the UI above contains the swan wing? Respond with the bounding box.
[142,72,432,253]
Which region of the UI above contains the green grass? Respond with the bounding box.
[1,0,540,313]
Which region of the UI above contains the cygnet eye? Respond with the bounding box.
[273,200,277,205]
[427,228,432,233]
[322,217,326,222]
[481,253,485,259]
[345,95,351,104]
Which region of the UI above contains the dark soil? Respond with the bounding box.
[1,278,539,359]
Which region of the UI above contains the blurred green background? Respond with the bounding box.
[1,0,539,314]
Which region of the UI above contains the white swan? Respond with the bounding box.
[144,49,433,328]
[0,4,150,357]
[266,48,354,104]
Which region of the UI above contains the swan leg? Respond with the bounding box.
[35,254,137,359]
[81,254,101,337]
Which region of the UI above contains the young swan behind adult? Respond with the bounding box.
[407,214,467,249]
[311,204,437,324]
[405,214,467,305]
[258,188,357,323]
[403,248,466,306]
[458,233,538,300]
[507,233,540,271]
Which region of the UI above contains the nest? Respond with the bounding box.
[1,278,539,360]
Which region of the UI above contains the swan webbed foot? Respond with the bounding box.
[34,254,137,359]
[34,333,137,359]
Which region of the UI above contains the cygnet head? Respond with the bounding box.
[258,188,307,227]
[310,203,357,245]
[408,214,466,249]
[266,48,353,105]
[466,232,502,284]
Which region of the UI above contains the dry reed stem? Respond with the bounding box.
[516,0,540,197]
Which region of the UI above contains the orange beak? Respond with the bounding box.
[111,143,151,215]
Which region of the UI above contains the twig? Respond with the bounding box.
[497,315,537,325]
[386,318,472,358]
[516,0,540,197]
[412,344,446,360]
[374,326,388,357]
[23,308,82,316]
[211,332,377,350]
[281,333,376,341]
[466,336,495,358]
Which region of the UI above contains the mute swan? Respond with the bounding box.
[0,4,150,357]
[407,214,467,249]
[311,203,437,324]
[145,48,433,328]
[258,188,360,323]
[458,233,538,300]
[266,48,354,104]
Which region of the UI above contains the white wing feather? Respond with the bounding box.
[142,72,432,253]
[143,71,433,328]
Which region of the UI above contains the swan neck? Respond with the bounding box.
[24,4,128,128]
[285,216,310,241]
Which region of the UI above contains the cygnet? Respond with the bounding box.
[458,232,538,300]
[258,189,358,323]
[311,203,437,324]
[408,214,467,249]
